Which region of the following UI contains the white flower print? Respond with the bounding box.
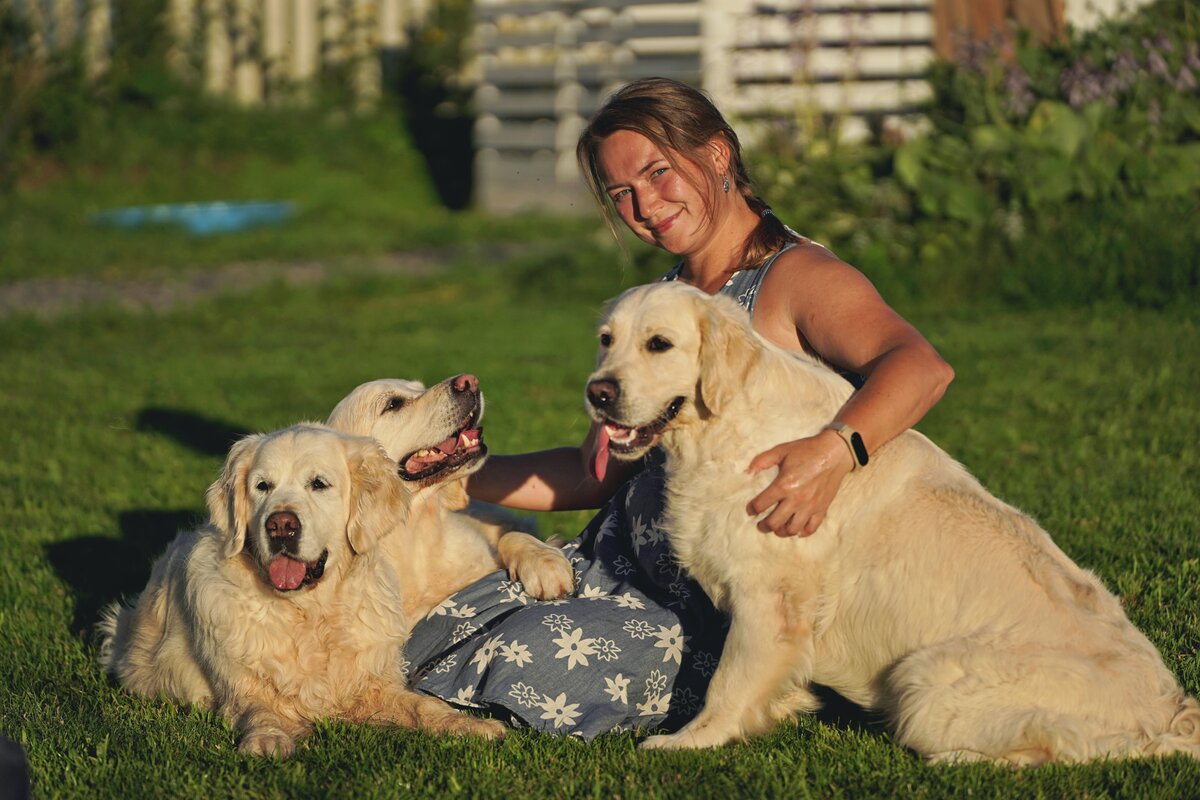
[612,555,635,577]
[623,619,655,640]
[630,515,653,554]
[579,583,608,598]
[655,552,680,577]
[399,657,411,677]
[426,598,457,618]
[450,603,478,619]
[497,579,529,605]
[553,628,597,670]
[509,682,541,708]
[541,613,574,633]
[604,673,631,705]
[470,636,505,675]
[498,639,533,667]
[453,686,481,707]
[451,621,479,644]
[539,692,582,730]
[637,693,671,717]
[692,650,719,678]
[654,623,690,664]
[433,654,458,675]
[593,637,621,662]
[595,515,619,544]
[611,592,645,610]
[645,669,669,696]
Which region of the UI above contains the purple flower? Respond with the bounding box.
[1146,50,1171,80]
[1003,65,1035,117]
[1176,67,1197,93]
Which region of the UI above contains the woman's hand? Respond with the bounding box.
[746,430,854,536]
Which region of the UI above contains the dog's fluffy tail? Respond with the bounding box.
[1144,696,1200,759]
[95,597,136,674]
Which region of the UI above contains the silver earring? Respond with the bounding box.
[722,174,730,193]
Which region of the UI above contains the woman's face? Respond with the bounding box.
[595,129,717,256]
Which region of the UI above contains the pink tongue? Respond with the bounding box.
[591,426,610,483]
[435,435,459,454]
[269,555,307,591]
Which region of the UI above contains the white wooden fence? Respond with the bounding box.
[11,0,432,105]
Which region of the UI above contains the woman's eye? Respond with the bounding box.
[652,166,668,178]
[646,335,673,353]
[310,477,330,491]
[255,480,272,492]
[383,396,406,414]
[599,332,613,348]
[610,188,629,203]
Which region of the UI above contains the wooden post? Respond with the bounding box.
[53,0,78,49]
[263,0,288,100]
[167,0,197,81]
[84,0,111,80]
[293,0,319,99]
[232,0,262,104]
[204,0,231,95]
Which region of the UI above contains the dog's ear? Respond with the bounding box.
[346,437,409,555]
[206,433,265,559]
[695,295,762,418]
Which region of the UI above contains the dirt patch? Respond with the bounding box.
[0,248,476,321]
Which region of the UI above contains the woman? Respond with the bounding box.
[403,77,953,737]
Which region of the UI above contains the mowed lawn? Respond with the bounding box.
[1,250,1198,798]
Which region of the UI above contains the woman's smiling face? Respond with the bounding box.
[596,129,717,256]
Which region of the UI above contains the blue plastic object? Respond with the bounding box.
[91,201,295,236]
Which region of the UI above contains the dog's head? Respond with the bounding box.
[325,375,487,506]
[205,424,407,593]
[585,282,762,461]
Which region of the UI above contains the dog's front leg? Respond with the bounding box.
[232,704,312,758]
[498,532,574,600]
[641,585,819,750]
[362,686,507,740]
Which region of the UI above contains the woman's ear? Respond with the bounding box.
[205,433,264,559]
[706,134,732,178]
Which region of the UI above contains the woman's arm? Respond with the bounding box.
[746,244,955,536]
[465,423,640,511]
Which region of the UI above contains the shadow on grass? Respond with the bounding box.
[811,684,889,735]
[45,508,200,638]
[135,407,249,458]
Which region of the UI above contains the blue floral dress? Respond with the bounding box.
[406,246,803,737]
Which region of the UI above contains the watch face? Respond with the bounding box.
[849,432,869,467]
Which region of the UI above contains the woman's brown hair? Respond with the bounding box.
[576,77,798,272]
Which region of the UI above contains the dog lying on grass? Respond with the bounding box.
[325,373,574,605]
[98,424,505,757]
[585,281,1200,764]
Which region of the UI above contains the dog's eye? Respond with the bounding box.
[599,332,613,348]
[310,476,330,491]
[254,480,273,493]
[646,335,673,353]
[382,396,406,414]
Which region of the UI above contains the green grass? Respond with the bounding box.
[1,104,594,282]
[1,247,1198,797]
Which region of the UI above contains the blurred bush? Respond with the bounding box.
[753,0,1199,308]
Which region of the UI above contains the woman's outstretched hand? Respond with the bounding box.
[746,430,854,537]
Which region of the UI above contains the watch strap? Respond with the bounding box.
[827,422,869,470]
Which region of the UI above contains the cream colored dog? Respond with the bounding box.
[98,424,505,757]
[326,374,574,604]
[585,281,1200,764]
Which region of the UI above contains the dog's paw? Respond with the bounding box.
[510,546,574,601]
[447,714,507,740]
[640,733,688,750]
[239,729,296,758]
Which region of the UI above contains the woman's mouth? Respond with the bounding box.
[650,213,679,236]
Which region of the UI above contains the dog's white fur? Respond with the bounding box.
[98,424,505,757]
[325,376,574,604]
[588,282,1200,764]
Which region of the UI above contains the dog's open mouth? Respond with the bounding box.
[601,396,686,456]
[267,550,328,592]
[398,408,486,482]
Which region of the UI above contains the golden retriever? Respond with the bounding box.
[584,281,1200,764]
[98,424,505,757]
[325,374,574,604]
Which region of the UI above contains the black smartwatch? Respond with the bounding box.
[827,422,869,470]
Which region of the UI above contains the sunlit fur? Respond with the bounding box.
[326,376,575,605]
[98,424,505,757]
[589,282,1200,764]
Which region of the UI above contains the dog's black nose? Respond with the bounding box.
[266,511,300,540]
[587,378,620,409]
[451,373,480,395]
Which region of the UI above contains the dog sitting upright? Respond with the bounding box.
[585,281,1200,764]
